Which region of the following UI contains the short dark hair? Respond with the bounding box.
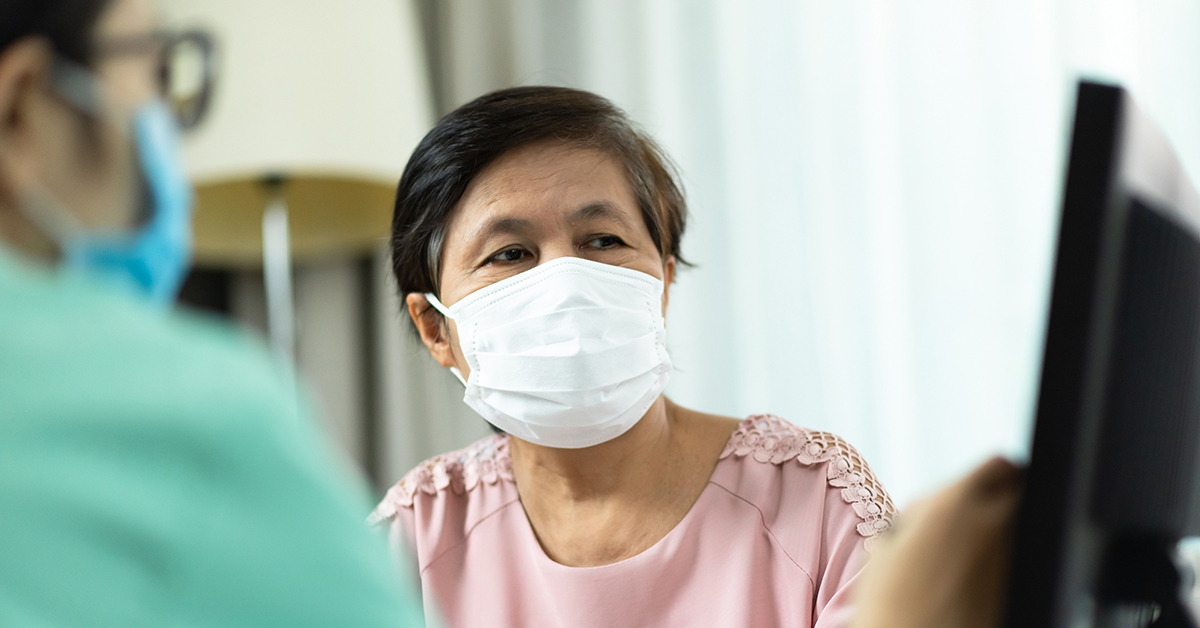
[0,0,111,65]
[391,86,689,308]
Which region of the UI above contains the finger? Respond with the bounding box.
[962,457,1023,496]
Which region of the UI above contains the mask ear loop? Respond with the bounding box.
[49,58,107,117]
[15,62,100,246]
[424,293,468,388]
[424,292,453,317]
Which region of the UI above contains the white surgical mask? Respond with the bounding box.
[426,256,672,449]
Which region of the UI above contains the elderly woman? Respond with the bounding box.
[371,86,895,628]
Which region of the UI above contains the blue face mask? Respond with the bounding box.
[20,62,194,307]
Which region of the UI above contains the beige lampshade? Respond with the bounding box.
[159,0,433,268]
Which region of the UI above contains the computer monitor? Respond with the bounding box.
[1004,81,1200,628]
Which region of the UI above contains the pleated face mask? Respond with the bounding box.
[426,256,672,449]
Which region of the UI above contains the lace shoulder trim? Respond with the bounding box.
[369,415,896,544]
[368,434,513,525]
[720,414,895,545]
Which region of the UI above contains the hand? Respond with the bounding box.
[850,457,1023,628]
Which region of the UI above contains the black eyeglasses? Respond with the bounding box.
[52,29,216,132]
[97,29,216,131]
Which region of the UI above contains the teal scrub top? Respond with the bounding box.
[0,249,425,627]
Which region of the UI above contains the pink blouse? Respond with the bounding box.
[370,415,895,628]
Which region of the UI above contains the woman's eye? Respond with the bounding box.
[588,235,623,249]
[488,247,529,264]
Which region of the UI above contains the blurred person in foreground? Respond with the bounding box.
[0,0,422,625]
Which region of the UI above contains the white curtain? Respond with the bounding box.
[383,0,1200,506]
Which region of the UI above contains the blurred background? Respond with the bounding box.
[161,0,1200,508]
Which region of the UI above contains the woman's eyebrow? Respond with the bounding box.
[462,216,537,260]
[479,216,536,237]
[569,201,633,227]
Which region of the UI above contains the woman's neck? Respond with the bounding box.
[509,396,678,503]
[508,397,739,566]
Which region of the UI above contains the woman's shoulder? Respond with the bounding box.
[715,414,896,547]
[368,434,516,525]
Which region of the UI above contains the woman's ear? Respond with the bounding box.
[0,40,49,205]
[0,37,51,150]
[661,255,676,315]
[406,292,459,369]
[0,39,55,257]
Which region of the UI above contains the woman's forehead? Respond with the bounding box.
[448,142,641,239]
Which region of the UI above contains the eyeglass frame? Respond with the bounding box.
[50,29,216,132]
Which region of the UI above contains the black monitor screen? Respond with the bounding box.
[1004,81,1200,628]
